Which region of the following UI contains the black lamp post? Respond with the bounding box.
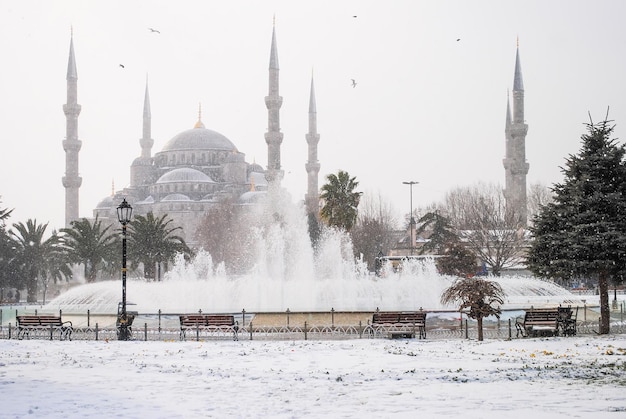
[116,198,133,340]
[402,181,419,255]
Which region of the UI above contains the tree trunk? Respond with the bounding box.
[477,316,484,341]
[26,277,37,303]
[598,271,610,334]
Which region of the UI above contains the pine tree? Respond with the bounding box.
[416,212,477,277]
[527,118,626,334]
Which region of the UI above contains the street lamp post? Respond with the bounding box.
[116,198,133,341]
[402,181,419,255]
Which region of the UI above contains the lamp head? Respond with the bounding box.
[116,198,133,225]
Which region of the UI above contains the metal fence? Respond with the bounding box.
[2,317,624,342]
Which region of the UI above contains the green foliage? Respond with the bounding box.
[440,277,505,341]
[320,170,362,232]
[10,219,71,302]
[527,118,626,334]
[417,212,477,277]
[128,212,192,280]
[61,217,118,282]
[0,200,18,293]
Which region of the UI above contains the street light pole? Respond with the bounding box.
[116,198,133,341]
[402,181,419,256]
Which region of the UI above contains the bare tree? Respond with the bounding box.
[527,182,553,224]
[442,182,527,276]
[440,277,505,341]
[350,191,398,270]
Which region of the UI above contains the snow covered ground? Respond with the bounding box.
[1,336,625,418]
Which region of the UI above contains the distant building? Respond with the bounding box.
[61,23,321,247]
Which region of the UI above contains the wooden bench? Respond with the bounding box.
[516,306,575,337]
[179,314,238,341]
[16,315,73,340]
[371,311,427,339]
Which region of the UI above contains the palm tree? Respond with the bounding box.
[11,219,71,302]
[61,217,118,282]
[320,170,362,232]
[128,212,192,280]
[0,200,17,298]
[440,277,505,341]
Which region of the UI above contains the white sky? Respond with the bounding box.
[2,0,626,231]
[2,336,626,417]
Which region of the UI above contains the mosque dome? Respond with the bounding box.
[156,168,214,184]
[96,196,114,209]
[162,193,191,202]
[238,191,267,204]
[248,162,264,173]
[162,124,236,153]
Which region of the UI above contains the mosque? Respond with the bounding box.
[61,24,528,251]
[61,24,321,247]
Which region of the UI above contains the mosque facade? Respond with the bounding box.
[62,25,321,247]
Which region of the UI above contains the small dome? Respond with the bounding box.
[96,196,114,209]
[248,162,264,173]
[135,195,155,205]
[156,168,214,184]
[162,126,236,152]
[239,191,266,204]
[162,193,191,202]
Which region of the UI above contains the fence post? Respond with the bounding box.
[144,323,148,341]
[8,323,12,340]
[49,323,53,341]
[95,323,99,341]
[249,321,253,341]
[196,322,200,342]
[304,321,308,341]
[286,308,290,328]
[465,319,468,339]
[331,308,335,327]
[508,318,512,340]
[358,320,363,339]
[242,309,246,327]
[87,309,90,327]
[158,309,162,334]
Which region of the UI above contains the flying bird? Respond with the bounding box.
[456,38,461,41]
[119,64,125,68]
[352,15,357,18]
[148,28,160,34]
[351,79,357,88]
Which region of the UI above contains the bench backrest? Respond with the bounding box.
[17,315,63,327]
[372,311,426,324]
[180,314,235,327]
[524,309,560,324]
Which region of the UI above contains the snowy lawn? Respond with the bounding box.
[1,336,626,418]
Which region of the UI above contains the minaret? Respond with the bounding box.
[140,78,154,159]
[502,39,529,225]
[62,31,82,227]
[130,78,154,192]
[305,75,320,216]
[264,20,284,185]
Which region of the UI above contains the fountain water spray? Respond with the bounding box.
[46,189,585,314]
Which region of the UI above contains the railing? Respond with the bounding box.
[2,305,625,341]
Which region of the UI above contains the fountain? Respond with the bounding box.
[44,189,588,316]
